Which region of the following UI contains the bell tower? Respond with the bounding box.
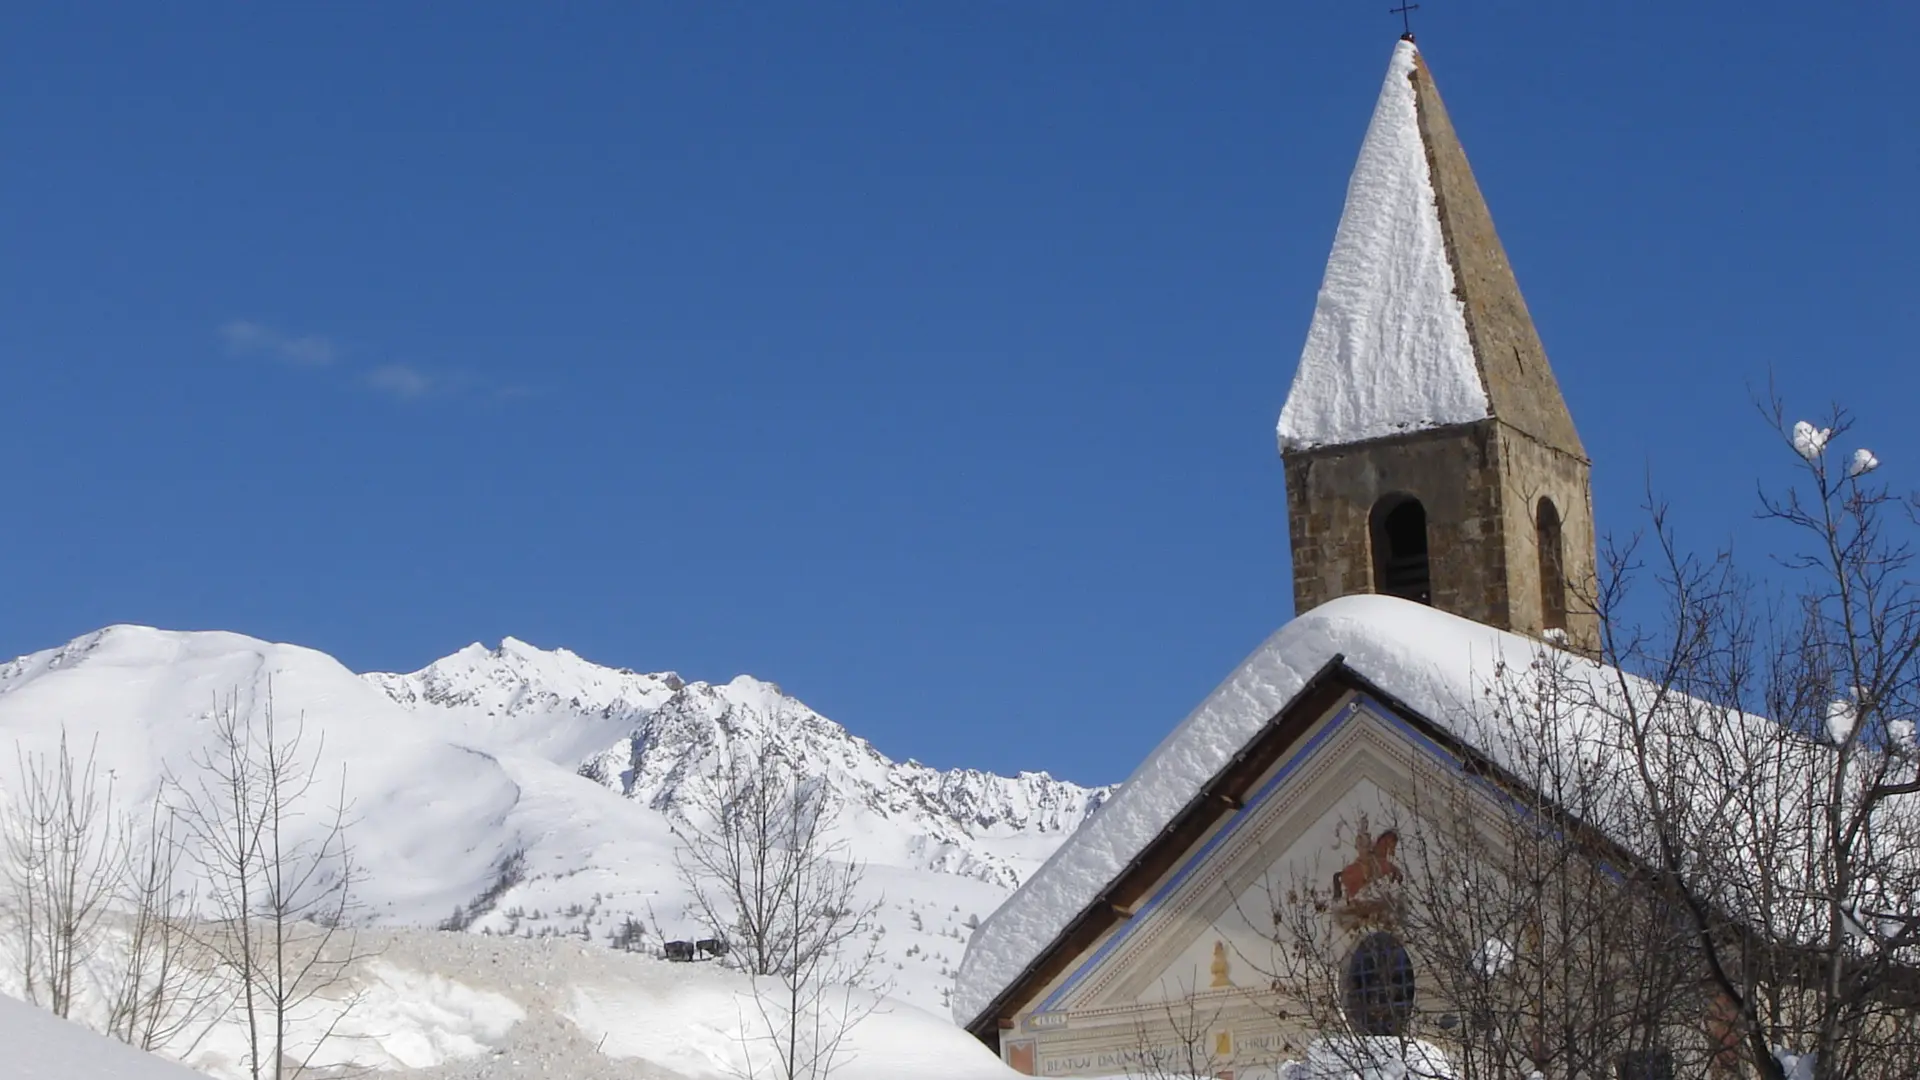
[1278,37,1597,650]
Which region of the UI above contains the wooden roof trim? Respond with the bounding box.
[965,654,1355,1041]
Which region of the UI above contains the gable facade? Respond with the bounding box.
[985,684,1504,1077]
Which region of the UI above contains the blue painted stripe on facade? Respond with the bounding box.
[1035,698,1376,1013]
[1029,690,1626,1019]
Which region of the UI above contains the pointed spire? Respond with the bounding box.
[1408,46,1584,457]
[1279,40,1584,460]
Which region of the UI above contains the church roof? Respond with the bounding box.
[954,588,1907,1036]
[1278,40,1584,457]
[952,594,1554,1027]
[955,590,1854,1033]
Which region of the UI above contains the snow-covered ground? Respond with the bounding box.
[3,925,1020,1079]
[4,991,205,1079]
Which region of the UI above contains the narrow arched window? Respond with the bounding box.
[1537,497,1567,634]
[1371,496,1431,605]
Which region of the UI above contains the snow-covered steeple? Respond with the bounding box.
[1276,39,1597,650]
[1278,38,1583,458]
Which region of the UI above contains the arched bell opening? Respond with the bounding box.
[1537,497,1567,634]
[1371,495,1431,606]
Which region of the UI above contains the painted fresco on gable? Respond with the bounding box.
[1329,815,1400,930]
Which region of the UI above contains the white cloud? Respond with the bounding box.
[218,320,336,367]
[219,318,526,405]
[365,364,435,400]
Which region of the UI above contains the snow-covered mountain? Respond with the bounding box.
[368,637,1110,889]
[0,626,1109,1013]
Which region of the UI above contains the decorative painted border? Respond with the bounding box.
[1037,698,1346,1011]
[1030,692,1501,1018]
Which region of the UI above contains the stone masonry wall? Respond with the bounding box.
[1284,419,1599,652]
[1495,426,1600,652]
[1285,421,1510,629]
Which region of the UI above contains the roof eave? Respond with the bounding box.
[964,653,1359,1041]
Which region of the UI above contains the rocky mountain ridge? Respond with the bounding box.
[366,638,1112,889]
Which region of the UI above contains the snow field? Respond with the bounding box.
[3,921,1022,1079]
[3,991,206,1079]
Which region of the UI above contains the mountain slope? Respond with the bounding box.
[0,625,525,922]
[0,626,1109,1014]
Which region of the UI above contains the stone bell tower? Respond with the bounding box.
[1278,36,1597,650]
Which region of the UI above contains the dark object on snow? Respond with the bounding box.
[663,940,697,962]
[697,937,728,958]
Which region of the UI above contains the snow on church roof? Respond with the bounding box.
[1277,39,1490,452]
[956,593,1900,1028]
[955,595,1548,1024]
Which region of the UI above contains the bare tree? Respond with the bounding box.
[106,790,220,1052]
[0,731,123,1018]
[1588,404,1920,1080]
[1,734,220,1053]
[673,737,885,1080]
[176,689,367,1080]
[2,740,55,1007]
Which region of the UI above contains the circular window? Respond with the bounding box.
[1343,931,1416,1035]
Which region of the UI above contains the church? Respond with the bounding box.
[952,34,1627,1078]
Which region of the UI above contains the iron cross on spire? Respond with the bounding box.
[1390,2,1419,39]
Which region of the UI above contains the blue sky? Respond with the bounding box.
[2,4,1912,786]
